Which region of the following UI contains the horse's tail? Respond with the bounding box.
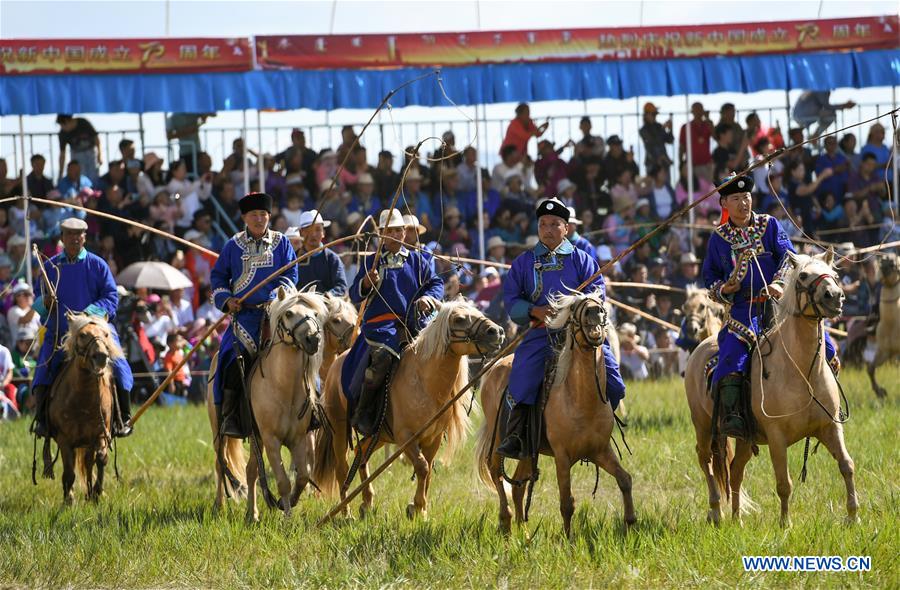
[75,448,89,492]
[441,359,472,463]
[474,409,495,491]
[313,425,339,497]
[711,434,732,504]
[223,437,247,495]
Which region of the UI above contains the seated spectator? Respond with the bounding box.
[716,103,746,164]
[456,146,480,193]
[7,281,40,338]
[281,189,304,228]
[222,137,258,189]
[534,139,571,198]
[839,133,861,171]
[347,172,382,221]
[26,155,55,198]
[610,168,638,214]
[402,146,431,192]
[11,326,36,410]
[814,135,850,199]
[142,151,166,188]
[785,159,831,230]
[437,168,470,223]
[499,170,532,215]
[646,165,676,219]
[860,123,890,167]
[603,136,639,186]
[371,150,400,201]
[340,146,370,191]
[639,102,674,170]
[0,336,16,419]
[166,160,212,233]
[674,161,719,219]
[163,332,190,397]
[848,153,886,201]
[485,236,509,271]
[149,188,182,233]
[648,326,680,378]
[439,207,470,250]
[577,116,606,159]
[490,207,524,246]
[491,145,523,192]
[401,170,436,232]
[816,192,845,234]
[842,198,875,245]
[57,160,92,199]
[712,123,747,183]
[618,323,650,380]
[556,178,577,207]
[604,200,636,255]
[0,208,12,251]
[0,159,20,199]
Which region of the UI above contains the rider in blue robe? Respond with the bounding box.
[497,198,625,458]
[341,208,444,435]
[703,174,837,437]
[210,192,297,438]
[294,209,348,296]
[32,217,134,438]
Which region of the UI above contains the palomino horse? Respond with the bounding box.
[44,312,124,505]
[868,253,899,398]
[315,300,504,519]
[681,286,724,352]
[685,249,857,526]
[320,294,358,381]
[476,291,636,537]
[207,285,326,522]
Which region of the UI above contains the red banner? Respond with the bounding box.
[257,15,898,70]
[0,38,252,75]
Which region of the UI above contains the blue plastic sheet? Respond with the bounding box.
[0,49,896,115]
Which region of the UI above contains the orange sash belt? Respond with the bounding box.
[366,312,400,325]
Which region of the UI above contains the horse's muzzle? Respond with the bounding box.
[301,331,321,355]
[89,352,109,374]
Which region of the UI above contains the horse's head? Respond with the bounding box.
[547,290,608,348]
[781,248,844,321]
[322,293,358,354]
[879,253,900,288]
[270,286,325,356]
[682,287,723,343]
[413,298,505,359]
[62,312,122,376]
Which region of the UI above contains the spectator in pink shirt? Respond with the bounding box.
[501,103,548,157]
[678,102,714,182]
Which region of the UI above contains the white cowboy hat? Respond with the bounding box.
[486,236,506,250]
[402,214,426,235]
[378,209,406,229]
[299,209,331,229]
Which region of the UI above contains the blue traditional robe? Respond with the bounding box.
[504,240,625,409]
[210,229,297,404]
[295,247,348,296]
[570,232,597,262]
[340,247,443,402]
[32,249,133,391]
[702,213,836,384]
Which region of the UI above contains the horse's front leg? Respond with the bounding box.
[596,445,636,529]
[93,446,108,500]
[510,460,533,524]
[867,350,888,399]
[554,453,575,539]
[289,434,314,507]
[60,444,76,506]
[692,420,721,525]
[404,440,430,520]
[262,434,293,518]
[817,425,859,524]
[767,435,793,528]
[81,449,96,502]
[245,450,260,524]
[213,437,226,512]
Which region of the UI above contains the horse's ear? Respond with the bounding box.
[785,251,801,269]
[821,246,835,266]
[277,286,286,301]
[65,310,76,322]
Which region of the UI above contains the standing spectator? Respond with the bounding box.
[678,102,714,182]
[577,116,606,158]
[0,255,15,313]
[792,91,856,138]
[788,128,817,180]
[97,159,127,194]
[262,154,286,206]
[56,160,93,198]
[501,103,548,157]
[639,102,674,171]
[675,161,719,219]
[0,336,16,419]
[162,332,190,397]
[815,135,850,199]
[744,112,769,155]
[716,103,746,159]
[56,114,101,182]
[711,124,747,184]
[166,113,214,173]
[372,150,400,201]
[7,282,40,339]
[277,129,318,197]
[166,160,213,233]
[491,145,523,192]
[786,160,832,230]
[26,155,54,198]
[848,153,887,203]
[647,165,676,219]
[118,138,141,170]
[860,123,890,166]
[0,159,19,198]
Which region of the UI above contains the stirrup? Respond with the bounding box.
[496,434,523,459]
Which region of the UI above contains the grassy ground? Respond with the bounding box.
[0,365,897,588]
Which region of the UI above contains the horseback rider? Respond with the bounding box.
[703,174,839,438]
[341,208,444,436]
[32,217,135,438]
[497,198,626,458]
[295,209,348,297]
[210,191,298,438]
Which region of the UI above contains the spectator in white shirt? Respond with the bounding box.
[6,282,40,340]
[618,322,650,380]
[491,145,524,192]
[170,288,195,327]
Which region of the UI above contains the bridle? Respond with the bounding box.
[74,331,108,372]
[448,314,500,357]
[568,297,607,349]
[326,318,354,350]
[275,308,321,355]
[794,271,841,320]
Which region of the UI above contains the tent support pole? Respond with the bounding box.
[475,103,485,268]
[893,86,898,211]
[242,110,250,196]
[257,110,265,193]
[685,95,695,252]
[19,115,32,286]
[138,112,146,160]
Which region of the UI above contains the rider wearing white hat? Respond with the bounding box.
[295,209,346,297]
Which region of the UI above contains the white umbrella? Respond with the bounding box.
[117,261,194,291]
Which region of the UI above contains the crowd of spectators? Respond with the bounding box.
[0,97,895,415]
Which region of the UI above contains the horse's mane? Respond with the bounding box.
[546,289,605,388]
[685,285,707,303]
[267,284,328,384]
[411,299,477,360]
[324,293,357,322]
[773,253,835,326]
[61,313,124,362]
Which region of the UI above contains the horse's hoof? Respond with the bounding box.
[359,504,374,519]
[706,510,721,526]
[779,517,793,529]
[245,512,259,525]
[844,514,860,526]
[875,387,887,399]
[624,515,637,530]
[405,503,416,520]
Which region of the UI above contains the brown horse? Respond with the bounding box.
[315,299,504,519]
[681,286,724,351]
[685,249,857,526]
[208,285,326,522]
[868,253,899,398]
[44,312,124,505]
[475,291,636,537]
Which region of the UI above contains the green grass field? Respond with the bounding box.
[0,365,897,588]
